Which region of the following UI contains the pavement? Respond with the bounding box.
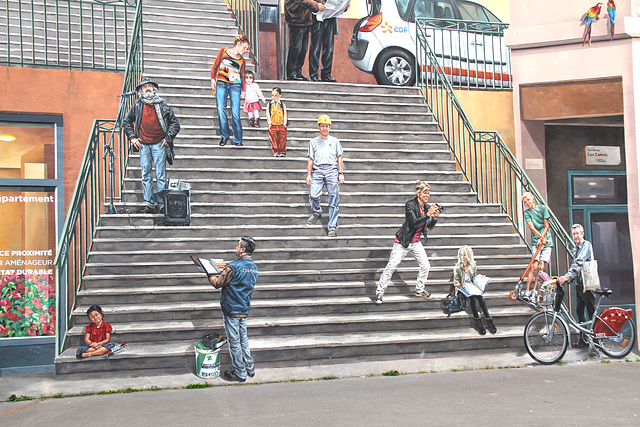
[0,347,591,401]
[1,345,639,396]
[0,347,639,426]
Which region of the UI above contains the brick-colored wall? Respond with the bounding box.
[259,18,377,84]
[0,67,124,212]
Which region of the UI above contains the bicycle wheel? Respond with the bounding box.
[596,318,636,358]
[524,311,569,364]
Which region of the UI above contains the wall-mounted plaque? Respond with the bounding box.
[585,145,621,166]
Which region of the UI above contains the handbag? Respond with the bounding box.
[442,288,467,318]
[582,243,600,291]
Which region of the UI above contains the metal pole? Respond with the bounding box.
[277,0,284,80]
[104,93,130,214]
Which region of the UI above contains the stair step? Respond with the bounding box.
[90,234,524,254]
[56,324,527,374]
[80,262,525,288]
[65,305,531,346]
[87,245,529,260]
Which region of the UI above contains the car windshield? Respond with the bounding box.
[395,0,414,21]
[457,0,501,22]
[398,0,455,22]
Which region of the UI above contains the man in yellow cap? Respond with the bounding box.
[306,114,344,237]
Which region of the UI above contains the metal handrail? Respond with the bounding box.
[415,18,575,309]
[1,0,135,70]
[53,0,142,356]
[415,17,512,90]
[226,0,261,75]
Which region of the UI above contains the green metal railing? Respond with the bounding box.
[54,0,141,355]
[1,0,135,70]
[416,17,512,90]
[416,18,575,300]
[227,0,261,75]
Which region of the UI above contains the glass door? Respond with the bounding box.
[589,212,634,305]
[568,171,634,307]
[0,113,63,373]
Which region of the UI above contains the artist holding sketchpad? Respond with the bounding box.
[194,236,259,383]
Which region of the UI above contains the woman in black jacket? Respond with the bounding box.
[375,181,441,304]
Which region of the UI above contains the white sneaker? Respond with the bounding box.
[375,294,383,304]
[531,290,539,303]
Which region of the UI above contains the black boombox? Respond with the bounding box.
[164,179,191,226]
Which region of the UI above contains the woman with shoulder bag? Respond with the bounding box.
[453,246,496,335]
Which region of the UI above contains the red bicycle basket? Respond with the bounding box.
[592,307,633,337]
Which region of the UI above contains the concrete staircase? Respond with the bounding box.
[54,0,532,375]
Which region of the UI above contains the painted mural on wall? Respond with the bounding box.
[347,0,511,87]
[0,271,55,337]
[581,1,616,47]
[0,190,57,339]
[0,121,58,339]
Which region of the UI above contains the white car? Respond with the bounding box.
[348,0,511,87]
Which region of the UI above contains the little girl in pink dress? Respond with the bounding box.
[242,71,267,127]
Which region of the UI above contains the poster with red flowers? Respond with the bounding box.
[0,272,56,337]
[0,187,58,338]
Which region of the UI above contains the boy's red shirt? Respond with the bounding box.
[85,321,112,343]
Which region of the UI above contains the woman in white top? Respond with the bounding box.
[453,246,496,335]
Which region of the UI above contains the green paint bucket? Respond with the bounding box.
[195,340,221,379]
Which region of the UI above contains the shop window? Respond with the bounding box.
[571,175,627,205]
[0,122,56,180]
[0,114,62,346]
[0,188,57,337]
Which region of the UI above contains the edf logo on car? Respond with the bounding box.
[381,22,408,34]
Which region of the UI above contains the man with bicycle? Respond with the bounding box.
[557,224,597,354]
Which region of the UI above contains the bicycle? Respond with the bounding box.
[523,279,636,364]
[509,241,545,309]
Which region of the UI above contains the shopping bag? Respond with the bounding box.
[581,243,600,291]
[582,260,600,290]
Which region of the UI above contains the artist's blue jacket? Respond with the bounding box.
[220,257,259,316]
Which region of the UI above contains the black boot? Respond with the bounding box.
[485,317,497,335]
[248,117,255,128]
[473,317,486,335]
[255,117,260,128]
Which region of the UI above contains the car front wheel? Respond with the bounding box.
[374,49,416,86]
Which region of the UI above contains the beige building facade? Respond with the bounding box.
[507,1,639,318]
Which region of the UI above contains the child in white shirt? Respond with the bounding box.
[242,71,267,127]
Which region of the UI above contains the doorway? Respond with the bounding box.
[568,171,634,307]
